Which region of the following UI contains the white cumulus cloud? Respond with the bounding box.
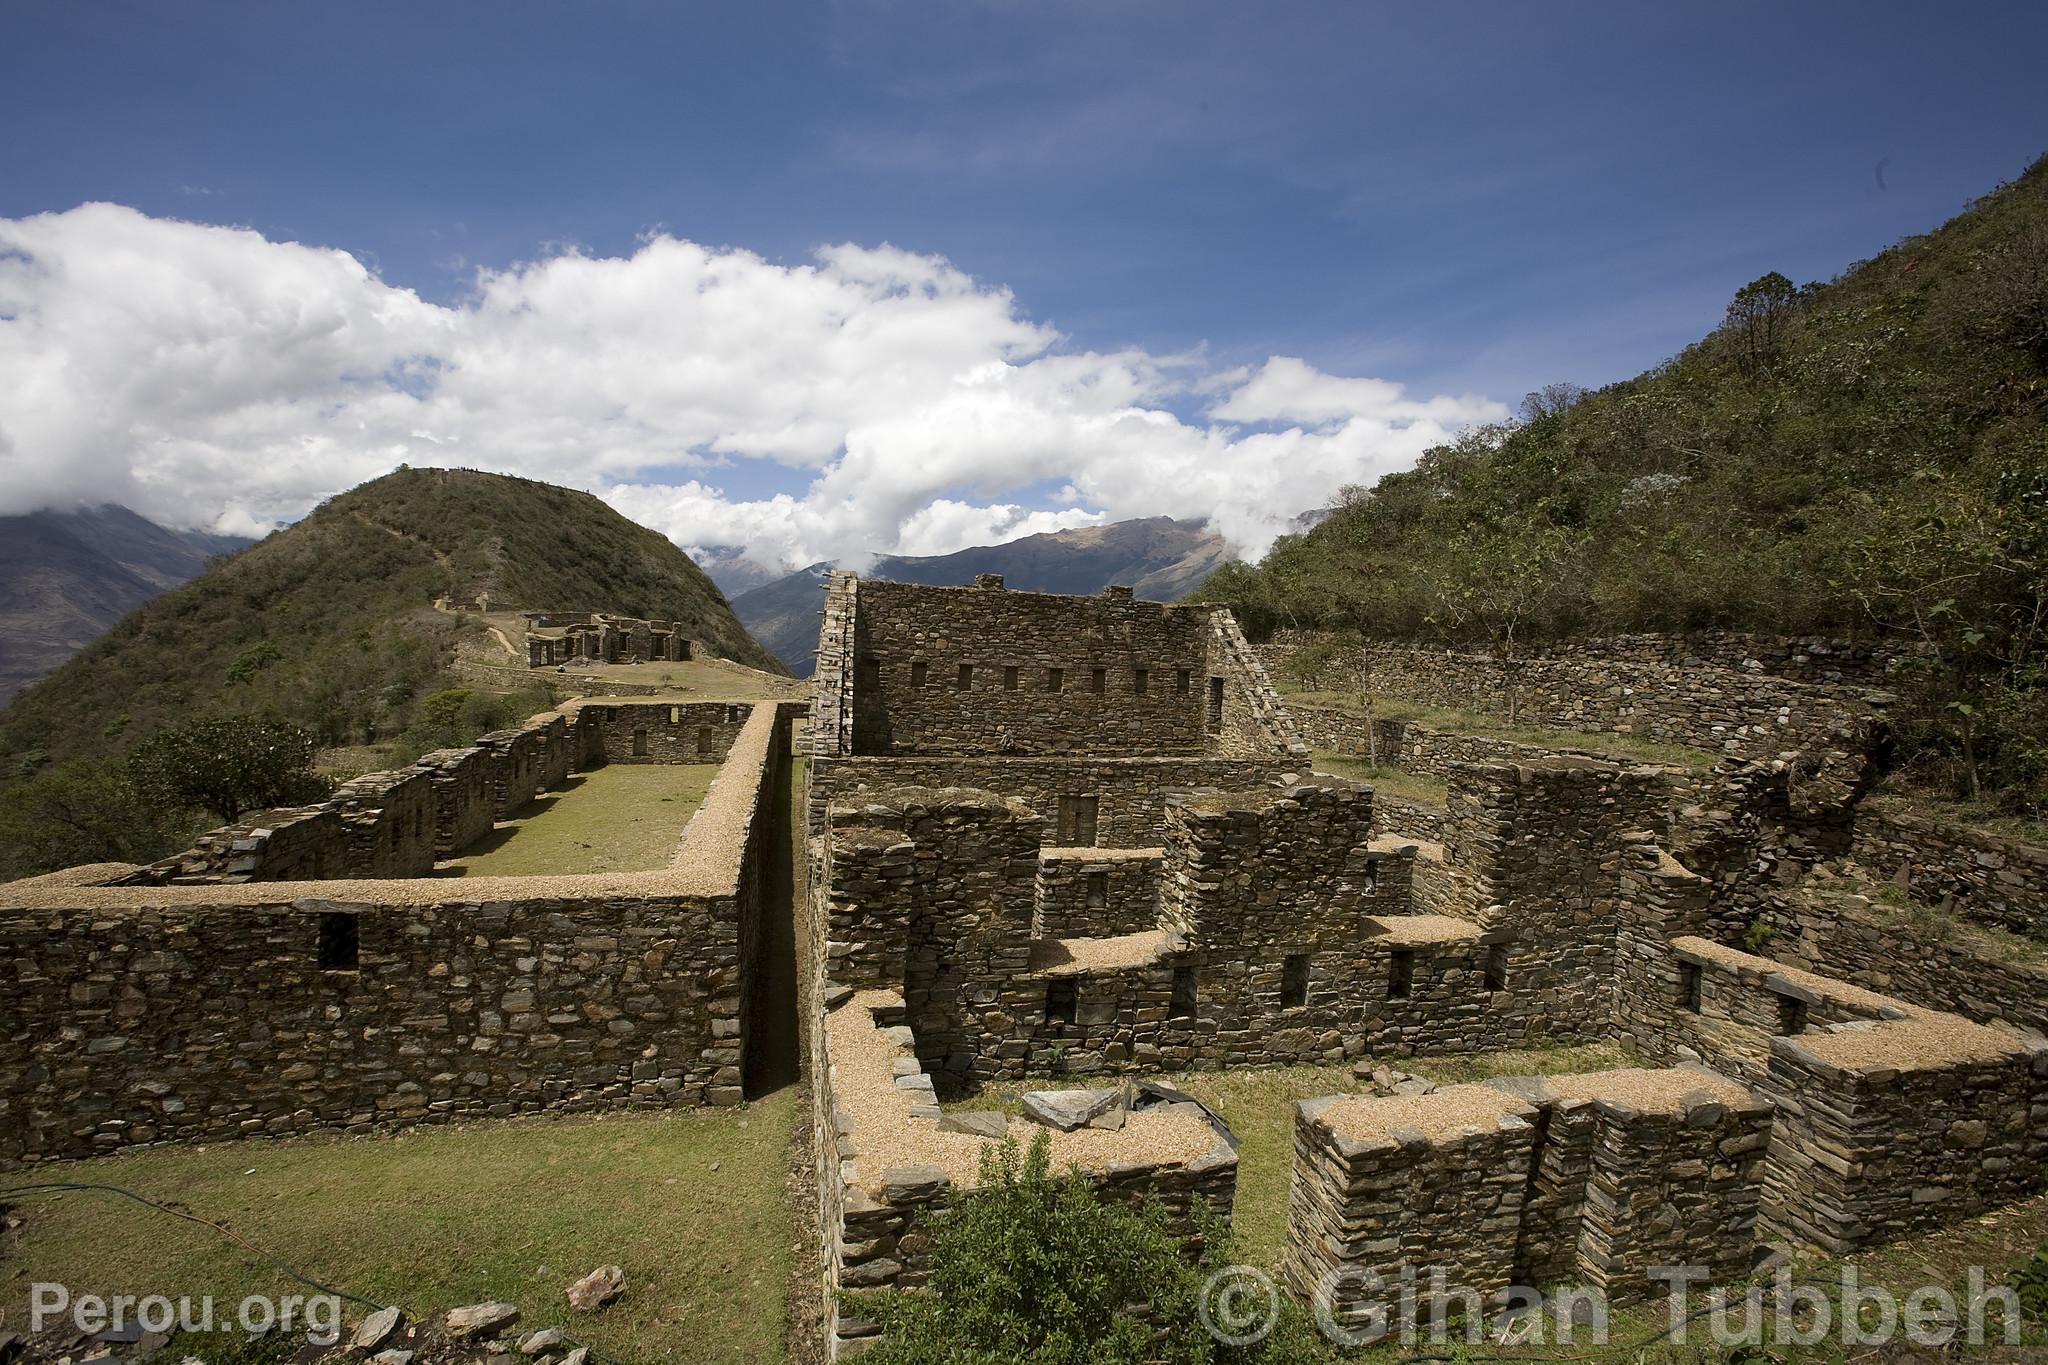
[0,203,1508,575]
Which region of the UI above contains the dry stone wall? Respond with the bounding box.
[1849,804,2048,937]
[573,699,750,765]
[1260,629,1905,690]
[1261,636,1886,764]
[1284,1068,1772,1316]
[813,987,1238,1355]
[811,754,1295,850]
[1766,887,2048,1037]
[1034,847,1162,939]
[0,702,797,1167]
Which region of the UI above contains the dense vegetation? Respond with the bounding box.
[1199,155,2048,815]
[0,466,782,877]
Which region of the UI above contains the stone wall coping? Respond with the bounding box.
[1024,929,1172,977]
[1037,845,1166,864]
[823,988,1226,1194]
[1669,934,1903,1017]
[1365,914,1480,947]
[1538,1065,1766,1118]
[1314,1082,1538,1148]
[1776,1015,2029,1077]
[0,700,796,912]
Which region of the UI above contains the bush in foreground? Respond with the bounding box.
[848,1130,1329,1364]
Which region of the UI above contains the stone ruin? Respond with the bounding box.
[2,572,2044,1358]
[522,611,693,668]
[805,575,2048,1354]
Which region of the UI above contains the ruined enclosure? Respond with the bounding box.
[806,576,2048,1356]
[522,610,694,667]
[0,696,806,1165]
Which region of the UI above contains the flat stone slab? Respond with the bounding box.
[937,1110,1009,1139]
[446,1302,519,1340]
[1021,1087,1123,1132]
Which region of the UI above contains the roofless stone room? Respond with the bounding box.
[5,10,2048,1361]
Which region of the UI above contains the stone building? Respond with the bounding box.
[806,576,2048,1354]
[522,611,693,667]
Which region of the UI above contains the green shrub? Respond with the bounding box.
[128,715,329,823]
[848,1130,1328,1364]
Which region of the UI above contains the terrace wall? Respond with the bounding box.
[1258,635,1886,763]
[1849,805,2048,938]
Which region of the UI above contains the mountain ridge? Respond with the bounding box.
[0,504,253,704]
[0,467,783,782]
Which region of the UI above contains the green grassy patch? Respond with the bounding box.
[0,1095,798,1365]
[439,763,719,877]
[1288,690,1719,772]
[1863,788,2048,848]
[934,1040,1632,1275]
[1305,752,1449,808]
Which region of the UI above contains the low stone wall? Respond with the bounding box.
[1850,804,2048,938]
[1285,1066,1774,1317]
[1767,888,2048,1038]
[571,699,751,765]
[1033,847,1162,939]
[1762,1020,2048,1252]
[1284,1085,1538,1323]
[1259,629,1904,691]
[1264,637,1885,765]
[0,702,798,1167]
[810,753,1296,849]
[816,988,1237,1355]
[413,746,495,857]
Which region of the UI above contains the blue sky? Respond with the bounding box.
[3,2,2046,577]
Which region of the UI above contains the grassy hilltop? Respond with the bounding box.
[0,467,784,874]
[1199,154,2048,814]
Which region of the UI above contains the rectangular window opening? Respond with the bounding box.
[1170,964,1198,1018]
[1207,676,1226,731]
[911,660,928,688]
[1483,944,1509,992]
[318,913,359,972]
[632,727,649,757]
[1003,665,1020,691]
[1056,794,1100,846]
[1175,668,1191,695]
[1045,979,1078,1025]
[1776,991,1809,1036]
[1134,668,1150,695]
[1090,667,1107,694]
[1389,949,1415,999]
[1085,871,1108,909]
[855,656,880,687]
[1679,961,1703,1013]
[1281,953,1309,1009]
[1045,666,1064,692]
[697,725,713,756]
[957,663,974,690]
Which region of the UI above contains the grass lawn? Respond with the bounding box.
[439,764,719,877]
[1284,691,1719,772]
[0,1094,798,1364]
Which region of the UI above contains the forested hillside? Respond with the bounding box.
[1198,155,2048,813]
[0,468,783,875]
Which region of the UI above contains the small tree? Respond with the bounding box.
[1724,271,1800,376]
[128,716,329,823]
[0,762,194,880]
